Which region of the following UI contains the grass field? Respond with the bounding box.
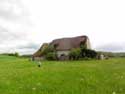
[0,55,124,94]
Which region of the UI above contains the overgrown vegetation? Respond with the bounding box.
[69,46,97,60]
[46,52,57,60]
[69,48,81,60]
[42,45,57,60]
[37,43,125,60]
[41,43,97,60]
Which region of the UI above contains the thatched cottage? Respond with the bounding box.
[32,35,91,60]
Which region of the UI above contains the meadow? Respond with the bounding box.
[0,55,124,94]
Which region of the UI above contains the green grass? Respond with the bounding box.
[0,55,124,94]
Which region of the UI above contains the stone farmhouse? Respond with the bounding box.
[32,35,91,60]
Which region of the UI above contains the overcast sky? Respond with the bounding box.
[0,0,125,54]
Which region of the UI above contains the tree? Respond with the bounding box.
[85,49,97,58]
[14,52,19,57]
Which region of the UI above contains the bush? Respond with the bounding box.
[42,45,58,60]
[42,45,55,55]
[46,52,57,60]
[69,48,97,60]
[69,48,81,60]
[81,49,97,58]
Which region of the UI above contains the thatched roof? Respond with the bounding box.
[33,35,90,57]
[33,43,48,57]
[50,35,88,51]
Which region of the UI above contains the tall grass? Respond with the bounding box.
[0,55,124,94]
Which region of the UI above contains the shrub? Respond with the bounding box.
[81,49,97,58]
[69,48,81,60]
[42,45,55,55]
[46,52,57,60]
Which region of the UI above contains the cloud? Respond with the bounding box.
[0,0,33,54]
[0,42,39,55]
[0,26,17,41]
[0,0,29,21]
[0,26,29,44]
[17,43,39,50]
[15,43,40,55]
[95,43,125,52]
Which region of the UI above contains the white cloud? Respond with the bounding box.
[0,0,29,21]
[0,0,125,54]
[23,0,125,46]
[0,0,32,54]
[95,42,125,52]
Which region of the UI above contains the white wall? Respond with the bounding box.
[57,50,70,58]
[86,38,91,49]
